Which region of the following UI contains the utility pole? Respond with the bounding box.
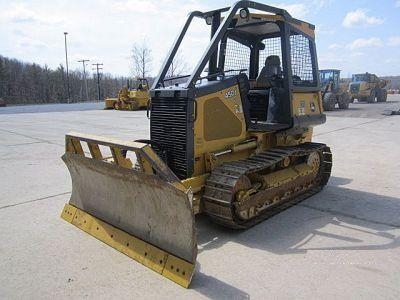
[63,32,70,103]
[78,59,90,101]
[92,63,103,101]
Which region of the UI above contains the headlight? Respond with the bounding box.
[239,8,249,19]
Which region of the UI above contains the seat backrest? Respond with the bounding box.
[256,55,282,87]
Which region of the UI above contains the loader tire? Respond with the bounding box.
[367,90,376,103]
[382,89,388,102]
[377,89,387,102]
[323,92,336,111]
[338,93,350,109]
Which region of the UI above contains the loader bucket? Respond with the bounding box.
[60,132,197,287]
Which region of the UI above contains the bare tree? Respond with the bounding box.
[131,40,153,78]
[166,51,188,78]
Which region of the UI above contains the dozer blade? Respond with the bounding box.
[60,132,197,288]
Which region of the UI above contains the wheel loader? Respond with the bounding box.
[61,1,332,288]
[319,69,350,111]
[348,72,388,103]
[104,77,150,110]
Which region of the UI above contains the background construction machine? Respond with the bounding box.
[319,69,350,111]
[104,77,150,110]
[348,72,389,103]
[61,1,332,288]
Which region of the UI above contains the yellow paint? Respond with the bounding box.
[128,89,150,106]
[194,84,247,175]
[87,142,103,160]
[110,147,133,168]
[192,87,319,178]
[276,129,313,147]
[192,195,201,214]
[61,204,77,223]
[104,98,118,109]
[205,149,252,173]
[249,132,276,152]
[65,137,75,153]
[349,82,372,98]
[235,13,315,38]
[181,173,210,193]
[105,86,150,111]
[262,162,313,188]
[61,203,195,288]
[71,138,84,155]
[137,153,154,175]
[162,255,195,288]
[292,92,322,117]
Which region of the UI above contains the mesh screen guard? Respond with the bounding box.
[290,33,316,86]
[224,39,251,75]
[221,31,317,87]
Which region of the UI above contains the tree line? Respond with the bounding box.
[0,55,128,105]
[0,40,189,105]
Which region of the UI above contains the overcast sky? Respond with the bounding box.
[1,0,399,78]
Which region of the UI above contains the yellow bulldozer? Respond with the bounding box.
[61,1,332,288]
[104,77,150,110]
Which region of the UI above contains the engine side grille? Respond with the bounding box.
[150,96,193,179]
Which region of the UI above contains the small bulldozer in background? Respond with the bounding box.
[319,69,350,111]
[104,77,150,110]
[61,1,332,288]
[348,72,388,103]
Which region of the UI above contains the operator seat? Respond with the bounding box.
[249,55,284,126]
[256,55,282,87]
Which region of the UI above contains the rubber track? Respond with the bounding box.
[202,142,332,229]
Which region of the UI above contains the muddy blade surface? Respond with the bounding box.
[62,152,197,263]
